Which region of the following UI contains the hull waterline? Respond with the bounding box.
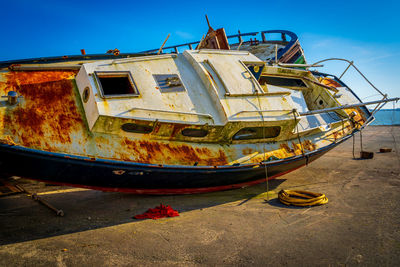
[0,136,347,194]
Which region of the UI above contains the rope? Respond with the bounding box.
[278,189,328,206]
[390,101,400,169]
[340,117,345,139]
[255,91,269,201]
[352,133,356,159]
[351,115,363,159]
[292,109,306,159]
[278,113,328,207]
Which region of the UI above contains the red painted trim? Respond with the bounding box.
[33,164,305,195]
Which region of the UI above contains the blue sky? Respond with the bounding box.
[1,0,399,107]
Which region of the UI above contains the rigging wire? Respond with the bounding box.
[292,109,306,158]
[352,133,356,159]
[390,101,400,169]
[361,94,382,101]
[255,91,269,201]
[341,117,345,138]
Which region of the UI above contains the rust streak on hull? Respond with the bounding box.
[119,138,228,166]
[2,71,84,150]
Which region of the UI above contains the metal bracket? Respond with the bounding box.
[1,91,23,105]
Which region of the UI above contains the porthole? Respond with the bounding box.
[232,126,281,140]
[319,100,324,105]
[82,87,90,103]
[181,128,208,137]
[121,123,153,134]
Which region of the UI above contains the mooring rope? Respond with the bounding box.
[278,189,328,206]
[390,101,400,169]
[255,91,269,201]
[292,109,306,158]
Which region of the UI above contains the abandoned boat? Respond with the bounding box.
[0,28,397,194]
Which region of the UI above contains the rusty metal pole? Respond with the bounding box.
[157,34,170,55]
[205,14,211,28]
[339,60,353,79]
[32,193,65,217]
[15,185,64,217]
[261,32,266,43]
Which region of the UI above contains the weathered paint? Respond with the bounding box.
[0,71,87,152]
[0,51,370,168]
[320,77,367,126]
[120,139,228,166]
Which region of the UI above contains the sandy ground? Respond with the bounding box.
[0,126,399,266]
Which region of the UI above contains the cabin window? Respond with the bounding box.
[181,128,208,137]
[232,126,281,140]
[121,123,153,134]
[95,71,139,97]
[153,74,185,93]
[259,76,307,88]
[243,62,265,81]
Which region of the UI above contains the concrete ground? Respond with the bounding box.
[0,126,399,266]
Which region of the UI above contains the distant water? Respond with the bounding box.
[370,109,400,125]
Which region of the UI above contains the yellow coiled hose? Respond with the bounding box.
[278,190,328,206]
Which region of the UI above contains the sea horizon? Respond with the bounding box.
[369,108,400,125]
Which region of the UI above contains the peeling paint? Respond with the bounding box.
[0,53,370,167]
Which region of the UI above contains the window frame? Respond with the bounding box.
[258,75,308,89]
[94,71,140,99]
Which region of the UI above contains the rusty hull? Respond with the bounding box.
[0,70,358,167]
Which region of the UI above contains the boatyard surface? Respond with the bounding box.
[1,126,399,266]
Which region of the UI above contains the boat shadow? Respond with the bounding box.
[0,178,285,246]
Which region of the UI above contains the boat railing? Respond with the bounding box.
[298,98,400,117]
[0,30,299,67]
[139,30,298,56]
[312,58,386,97]
[310,58,399,126]
[116,107,215,123]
